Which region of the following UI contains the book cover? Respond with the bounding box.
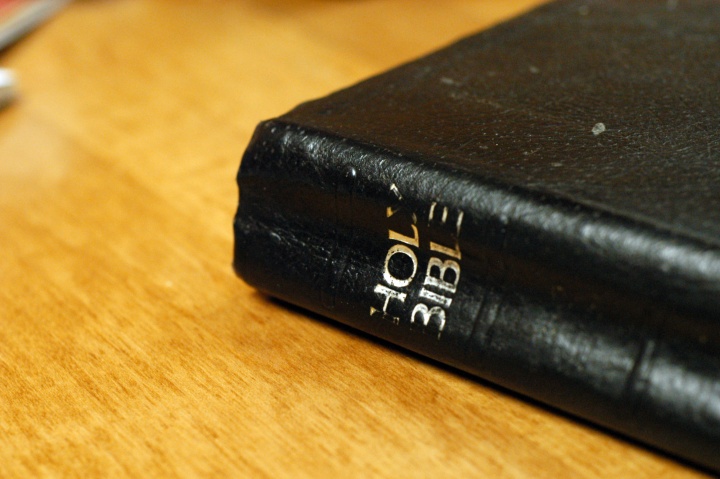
[233,0,720,471]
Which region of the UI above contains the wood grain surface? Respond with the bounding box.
[0,1,711,477]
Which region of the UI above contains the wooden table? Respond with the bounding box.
[0,1,710,477]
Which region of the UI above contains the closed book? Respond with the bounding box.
[233,0,720,472]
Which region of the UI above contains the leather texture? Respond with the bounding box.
[234,0,720,472]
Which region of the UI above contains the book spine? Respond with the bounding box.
[234,120,720,472]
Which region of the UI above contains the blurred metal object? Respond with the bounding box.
[0,0,70,110]
[0,0,71,51]
[0,67,15,108]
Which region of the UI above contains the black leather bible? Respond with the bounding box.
[233,0,720,472]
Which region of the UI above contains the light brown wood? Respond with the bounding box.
[0,1,711,477]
